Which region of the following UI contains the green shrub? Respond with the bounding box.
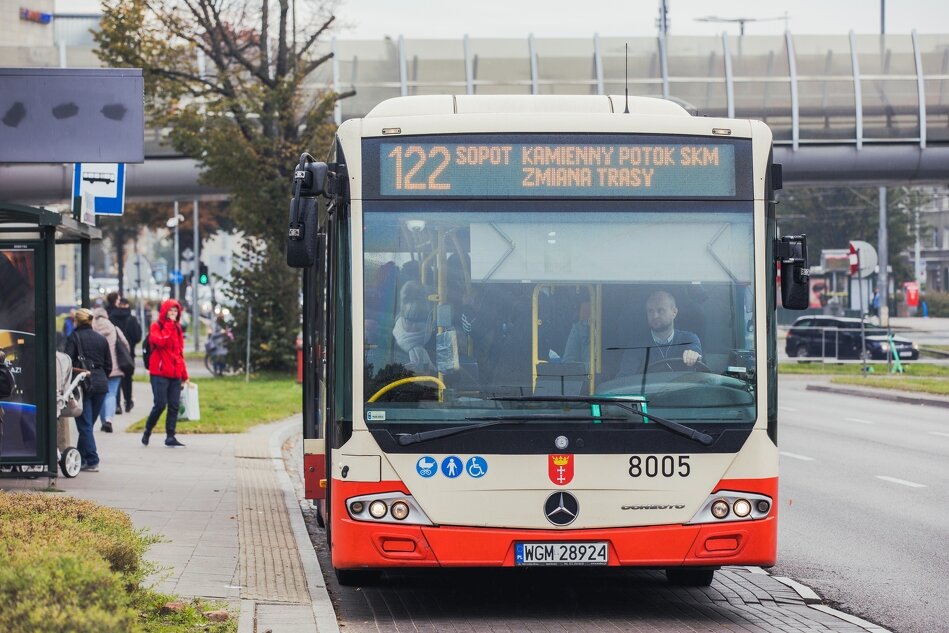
[923,292,949,317]
[0,493,151,633]
[0,545,138,633]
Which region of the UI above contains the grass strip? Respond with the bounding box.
[779,362,949,377]
[128,372,301,434]
[831,375,949,396]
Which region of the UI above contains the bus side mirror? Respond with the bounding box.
[775,235,809,310]
[287,159,329,268]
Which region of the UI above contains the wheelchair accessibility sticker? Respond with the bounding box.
[466,456,488,478]
[415,456,437,478]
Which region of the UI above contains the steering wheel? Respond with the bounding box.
[367,375,446,403]
[645,357,710,373]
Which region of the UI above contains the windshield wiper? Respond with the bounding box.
[490,395,714,446]
[395,414,623,446]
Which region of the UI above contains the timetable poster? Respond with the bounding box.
[0,248,38,458]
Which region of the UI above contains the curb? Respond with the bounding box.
[809,605,893,633]
[759,569,892,632]
[270,420,341,633]
[806,384,949,409]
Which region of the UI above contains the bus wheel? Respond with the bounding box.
[315,501,326,528]
[665,568,715,586]
[334,567,382,587]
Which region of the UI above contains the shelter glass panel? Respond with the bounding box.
[535,38,598,95]
[468,38,532,95]
[794,36,856,141]
[918,34,949,143]
[335,40,402,118]
[666,36,727,116]
[729,36,791,141]
[404,39,467,95]
[600,37,663,98]
[855,34,920,140]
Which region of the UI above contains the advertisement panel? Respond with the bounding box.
[0,248,38,458]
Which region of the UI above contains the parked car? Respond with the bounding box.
[785,316,919,361]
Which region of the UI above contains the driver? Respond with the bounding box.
[617,290,702,375]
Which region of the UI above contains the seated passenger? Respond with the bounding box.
[617,290,702,376]
[392,281,435,374]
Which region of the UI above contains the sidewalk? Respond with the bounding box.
[0,379,335,633]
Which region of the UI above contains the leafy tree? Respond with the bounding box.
[776,186,927,283]
[94,0,350,370]
[97,199,231,297]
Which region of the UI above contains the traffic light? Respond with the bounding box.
[198,262,209,285]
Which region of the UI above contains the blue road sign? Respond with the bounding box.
[72,162,126,215]
[169,270,184,284]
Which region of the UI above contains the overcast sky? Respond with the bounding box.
[57,0,947,38]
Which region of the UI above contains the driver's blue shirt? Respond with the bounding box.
[617,329,702,376]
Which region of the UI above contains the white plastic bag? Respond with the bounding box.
[179,383,201,421]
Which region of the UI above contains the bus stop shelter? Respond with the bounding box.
[0,202,101,479]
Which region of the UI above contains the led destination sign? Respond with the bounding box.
[376,136,740,198]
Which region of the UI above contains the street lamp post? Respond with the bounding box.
[166,202,185,301]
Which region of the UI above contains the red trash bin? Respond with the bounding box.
[296,334,303,384]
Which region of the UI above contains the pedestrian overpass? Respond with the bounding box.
[2,30,949,203]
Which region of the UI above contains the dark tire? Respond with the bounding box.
[792,343,811,358]
[59,447,82,478]
[334,567,382,587]
[666,568,715,586]
[315,500,326,528]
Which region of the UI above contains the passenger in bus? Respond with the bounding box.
[392,281,435,374]
[617,290,702,376]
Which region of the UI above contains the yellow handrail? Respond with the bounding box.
[367,376,446,403]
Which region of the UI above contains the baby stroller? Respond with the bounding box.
[55,351,84,478]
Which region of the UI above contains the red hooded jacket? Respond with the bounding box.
[147,299,189,381]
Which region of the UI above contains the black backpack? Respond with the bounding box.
[142,322,161,368]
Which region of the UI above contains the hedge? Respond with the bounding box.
[923,292,949,317]
[0,493,150,632]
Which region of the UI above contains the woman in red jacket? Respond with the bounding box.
[142,299,189,447]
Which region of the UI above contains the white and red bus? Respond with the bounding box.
[287,94,808,586]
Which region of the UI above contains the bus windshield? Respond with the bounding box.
[363,205,756,426]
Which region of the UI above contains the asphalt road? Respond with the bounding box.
[773,377,949,633]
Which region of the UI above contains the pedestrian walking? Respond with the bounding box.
[109,297,143,413]
[143,299,189,448]
[92,306,131,433]
[63,308,112,472]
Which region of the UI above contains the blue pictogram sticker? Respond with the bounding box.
[466,456,488,478]
[441,455,462,478]
[416,456,437,478]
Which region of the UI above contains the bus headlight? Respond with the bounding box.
[689,491,773,524]
[368,500,388,518]
[732,499,752,517]
[390,500,410,520]
[345,492,434,525]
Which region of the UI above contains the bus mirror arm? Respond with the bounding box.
[286,153,327,268]
[775,235,809,310]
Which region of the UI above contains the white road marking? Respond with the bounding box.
[778,406,799,412]
[780,451,815,461]
[844,417,875,425]
[928,431,949,438]
[875,475,927,488]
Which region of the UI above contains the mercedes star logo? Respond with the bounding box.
[544,491,579,526]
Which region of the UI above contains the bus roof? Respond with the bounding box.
[365,95,691,119]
